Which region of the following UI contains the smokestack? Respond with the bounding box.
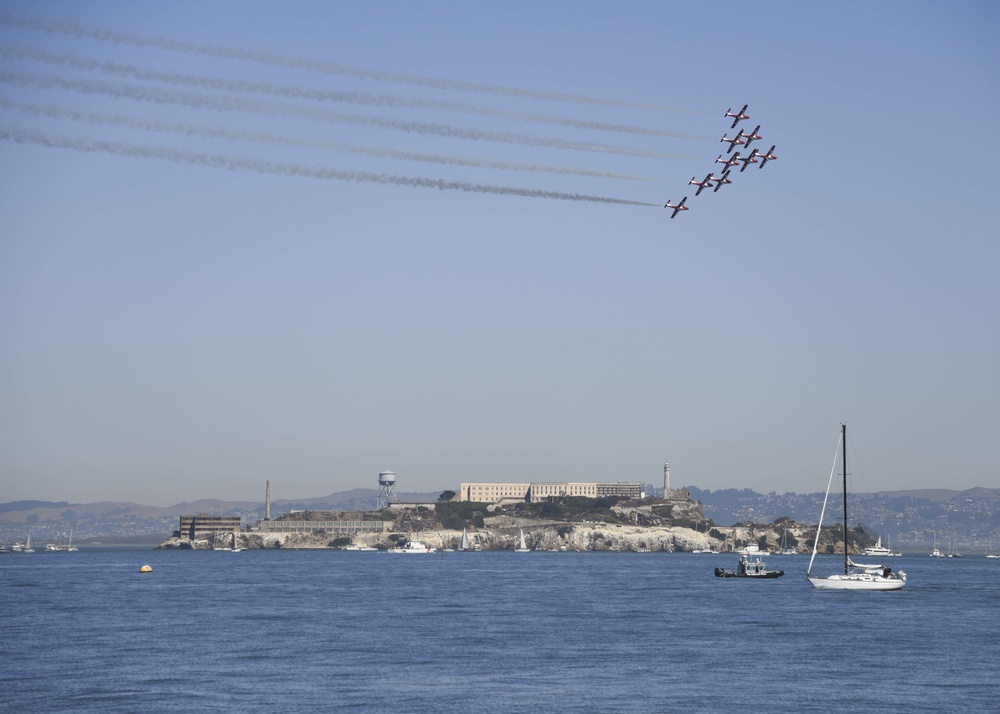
[265,480,271,521]
[664,464,670,501]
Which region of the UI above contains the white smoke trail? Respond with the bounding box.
[1,46,710,141]
[1,15,699,113]
[0,96,659,182]
[0,127,660,206]
[0,71,694,160]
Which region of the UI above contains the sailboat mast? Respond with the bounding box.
[841,422,849,575]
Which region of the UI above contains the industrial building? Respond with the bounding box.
[178,514,242,540]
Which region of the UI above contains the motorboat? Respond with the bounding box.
[715,554,784,579]
[388,540,437,554]
[862,535,901,558]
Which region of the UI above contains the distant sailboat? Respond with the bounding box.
[929,533,940,557]
[231,532,242,552]
[515,528,530,553]
[459,527,471,552]
[23,532,35,554]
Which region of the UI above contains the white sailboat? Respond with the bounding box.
[806,424,906,591]
[23,532,35,554]
[459,527,472,552]
[929,531,945,557]
[231,532,242,552]
[515,528,530,552]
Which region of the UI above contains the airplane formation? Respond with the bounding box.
[664,104,777,218]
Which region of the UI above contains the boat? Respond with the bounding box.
[213,532,231,551]
[515,528,530,553]
[735,543,769,556]
[777,528,796,555]
[388,539,437,554]
[947,534,962,558]
[23,532,35,554]
[806,424,906,591]
[862,535,900,558]
[929,532,945,557]
[342,544,377,551]
[459,527,474,552]
[231,532,242,552]
[715,554,784,579]
[66,530,78,552]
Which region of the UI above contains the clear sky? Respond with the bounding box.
[1,2,998,506]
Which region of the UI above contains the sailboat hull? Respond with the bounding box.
[807,575,905,591]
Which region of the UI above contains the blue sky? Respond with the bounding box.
[1,2,998,505]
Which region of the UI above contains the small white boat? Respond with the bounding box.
[929,532,945,557]
[806,424,906,591]
[515,528,530,552]
[342,544,377,551]
[23,533,35,554]
[735,543,769,556]
[388,540,437,554]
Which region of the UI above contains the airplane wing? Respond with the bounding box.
[671,206,681,218]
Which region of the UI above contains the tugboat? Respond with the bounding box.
[715,554,784,579]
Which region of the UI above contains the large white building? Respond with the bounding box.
[458,482,643,503]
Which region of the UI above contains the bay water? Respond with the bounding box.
[2,548,997,712]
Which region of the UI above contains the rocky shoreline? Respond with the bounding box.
[157,521,823,553]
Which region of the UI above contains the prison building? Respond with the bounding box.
[458,482,643,503]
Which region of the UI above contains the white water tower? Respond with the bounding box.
[377,470,397,510]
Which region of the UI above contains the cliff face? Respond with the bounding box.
[158,524,721,552]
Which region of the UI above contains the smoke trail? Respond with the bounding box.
[0,128,660,206]
[1,15,698,113]
[0,96,660,182]
[1,46,711,141]
[0,71,695,160]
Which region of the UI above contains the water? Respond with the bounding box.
[2,549,998,713]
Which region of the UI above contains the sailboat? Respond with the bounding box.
[231,532,242,552]
[947,533,962,558]
[929,531,945,557]
[459,527,472,552]
[806,424,906,591]
[777,527,796,555]
[515,528,530,553]
[23,532,35,554]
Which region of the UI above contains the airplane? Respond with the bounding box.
[724,104,750,129]
[737,148,760,172]
[715,152,740,170]
[712,170,733,192]
[664,196,689,219]
[720,132,746,153]
[688,173,717,196]
[757,145,778,168]
[739,124,763,149]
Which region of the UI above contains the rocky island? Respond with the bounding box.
[157,494,869,554]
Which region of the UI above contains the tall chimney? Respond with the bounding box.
[265,480,271,521]
[663,464,670,501]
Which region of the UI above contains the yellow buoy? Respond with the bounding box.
[140,564,153,573]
